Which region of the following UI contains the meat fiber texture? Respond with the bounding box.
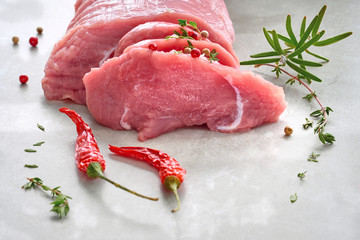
[42,0,236,104]
[83,45,287,142]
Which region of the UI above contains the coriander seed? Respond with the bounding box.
[202,48,211,57]
[284,126,293,136]
[36,27,43,34]
[12,36,19,45]
[200,30,209,38]
[183,47,192,54]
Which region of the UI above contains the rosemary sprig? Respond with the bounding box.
[22,177,71,218]
[240,5,351,144]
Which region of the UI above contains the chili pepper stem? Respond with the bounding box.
[87,162,159,201]
[164,176,181,213]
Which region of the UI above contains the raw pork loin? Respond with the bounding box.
[83,41,286,141]
[42,0,236,104]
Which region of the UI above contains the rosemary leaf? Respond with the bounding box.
[300,16,306,37]
[305,50,330,62]
[250,51,281,58]
[37,123,45,132]
[285,60,322,82]
[288,30,325,58]
[271,30,284,54]
[289,57,322,67]
[286,15,298,45]
[33,141,45,146]
[263,27,276,51]
[24,164,38,168]
[269,31,294,47]
[296,15,318,49]
[25,149,37,153]
[313,32,353,47]
[240,57,281,65]
[312,5,327,37]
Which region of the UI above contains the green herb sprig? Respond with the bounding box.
[22,177,71,218]
[308,152,320,162]
[240,5,351,144]
[297,171,307,180]
[290,193,298,203]
[209,49,219,63]
[165,19,200,40]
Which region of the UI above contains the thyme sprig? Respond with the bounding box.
[308,152,320,162]
[240,5,351,144]
[22,177,71,218]
[209,49,219,63]
[165,19,200,40]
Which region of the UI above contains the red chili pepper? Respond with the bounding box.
[109,145,186,212]
[59,107,158,201]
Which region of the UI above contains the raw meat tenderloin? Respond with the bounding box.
[42,0,236,104]
[83,42,286,141]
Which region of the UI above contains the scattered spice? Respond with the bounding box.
[148,42,158,51]
[24,164,38,168]
[12,36,19,45]
[302,118,313,129]
[25,149,37,153]
[37,123,45,131]
[36,27,43,34]
[190,48,201,58]
[59,107,158,201]
[290,193,298,203]
[29,37,38,47]
[183,47,192,54]
[284,126,293,136]
[202,48,211,57]
[22,177,71,218]
[19,75,29,84]
[187,30,198,40]
[33,141,45,146]
[297,171,307,180]
[109,145,186,212]
[308,152,320,162]
[201,30,209,38]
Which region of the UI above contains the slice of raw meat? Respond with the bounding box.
[118,38,239,68]
[42,0,236,104]
[83,47,287,141]
[114,21,239,63]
